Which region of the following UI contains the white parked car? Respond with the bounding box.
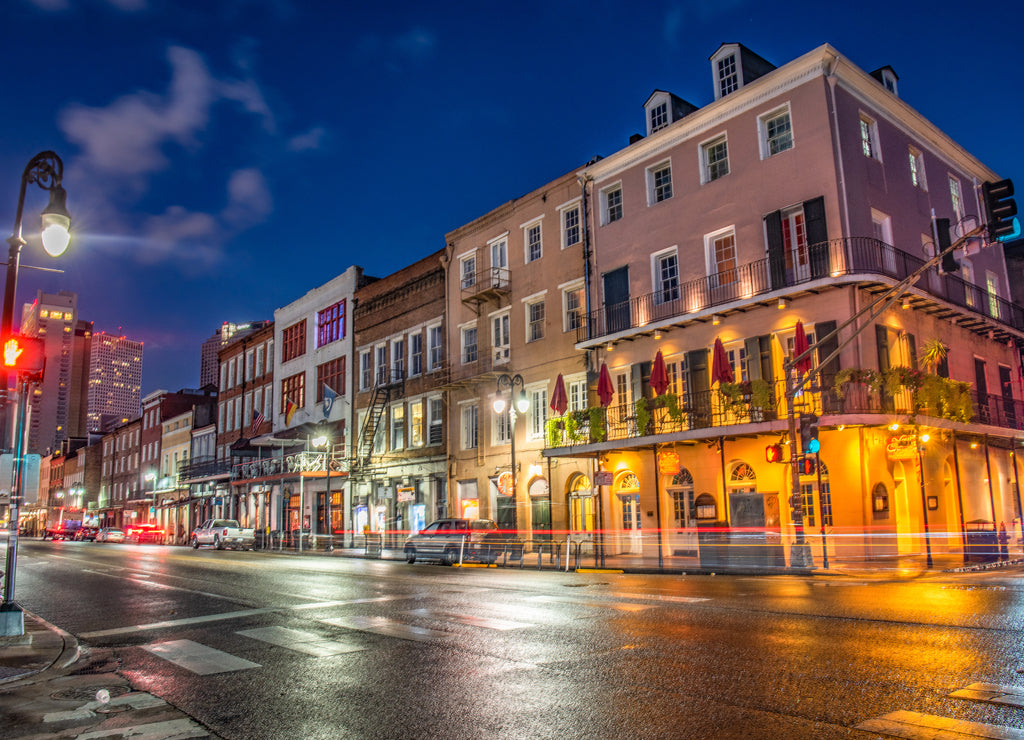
[191,519,255,550]
[95,527,125,543]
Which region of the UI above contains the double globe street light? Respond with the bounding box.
[492,373,529,533]
[1,151,72,636]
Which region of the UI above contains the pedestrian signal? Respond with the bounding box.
[1,335,44,376]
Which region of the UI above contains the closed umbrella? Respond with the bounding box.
[650,350,669,396]
[711,337,734,384]
[794,320,812,375]
[550,373,568,416]
[597,363,615,407]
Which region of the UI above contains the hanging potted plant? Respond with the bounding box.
[636,397,651,435]
[834,367,881,412]
[663,392,685,424]
[588,406,607,443]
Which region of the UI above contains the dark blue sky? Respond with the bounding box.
[2,0,1021,396]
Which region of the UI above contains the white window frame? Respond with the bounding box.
[460,322,478,365]
[600,182,623,225]
[713,49,739,99]
[459,252,477,289]
[489,233,509,272]
[704,226,738,288]
[523,292,547,343]
[758,104,793,159]
[522,216,544,263]
[409,332,423,378]
[375,343,387,385]
[646,160,673,205]
[526,383,548,441]
[491,309,510,365]
[699,134,729,184]
[391,337,406,380]
[427,323,443,372]
[566,374,588,412]
[559,198,582,249]
[909,146,927,190]
[859,112,880,160]
[651,246,680,305]
[560,279,585,333]
[649,99,669,134]
[391,402,405,450]
[949,175,965,222]
[427,395,443,446]
[461,402,479,450]
[409,398,424,448]
[493,404,511,446]
[359,349,372,390]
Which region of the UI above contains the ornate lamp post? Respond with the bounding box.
[492,373,529,534]
[1,151,71,636]
[312,433,334,551]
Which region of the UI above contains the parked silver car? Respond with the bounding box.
[404,518,518,565]
[95,527,125,543]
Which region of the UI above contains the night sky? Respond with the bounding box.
[2,0,1021,397]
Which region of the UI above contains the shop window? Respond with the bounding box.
[872,483,889,518]
[695,493,717,521]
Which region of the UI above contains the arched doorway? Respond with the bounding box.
[727,461,760,528]
[666,468,696,557]
[614,471,642,554]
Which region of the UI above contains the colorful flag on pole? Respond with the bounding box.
[323,383,337,419]
[251,408,265,436]
[284,398,298,425]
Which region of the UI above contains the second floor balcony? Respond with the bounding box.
[178,457,233,482]
[578,237,1024,345]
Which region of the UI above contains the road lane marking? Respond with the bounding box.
[320,615,450,642]
[950,682,1024,708]
[289,596,399,609]
[607,591,711,604]
[237,626,366,656]
[855,709,1024,739]
[525,594,655,610]
[143,639,260,675]
[79,608,274,639]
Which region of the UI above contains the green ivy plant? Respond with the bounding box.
[636,397,651,435]
[545,417,562,448]
[588,406,607,442]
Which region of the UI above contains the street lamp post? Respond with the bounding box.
[1,151,71,637]
[312,433,333,551]
[493,373,529,535]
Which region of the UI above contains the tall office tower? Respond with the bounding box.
[20,291,90,454]
[87,331,144,433]
[199,321,270,387]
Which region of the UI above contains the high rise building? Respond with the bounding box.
[200,321,271,387]
[88,331,144,433]
[19,291,92,454]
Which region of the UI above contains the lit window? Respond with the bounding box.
[860,113,879,160]
[316,300,345,347]
[909,147,926,190]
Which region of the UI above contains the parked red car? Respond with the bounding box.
[124,522,164,544]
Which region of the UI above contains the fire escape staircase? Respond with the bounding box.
[352,369,404,476]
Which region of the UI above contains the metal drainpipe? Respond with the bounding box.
[652,445,664,569]
[951,432,967,563]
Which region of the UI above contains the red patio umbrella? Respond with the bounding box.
[794,321,812,375]
[650,350,669,396]
[597,363,615,407]
[711,337,734,384]
[550,373,568,416]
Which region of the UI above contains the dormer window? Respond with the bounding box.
[650,102,668,133]
[718,54,739,97]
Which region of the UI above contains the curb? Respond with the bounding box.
[0,611,80,689]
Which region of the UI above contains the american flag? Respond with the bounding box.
[251,408,265,437]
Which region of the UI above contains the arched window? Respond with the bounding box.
[617,472,640,491]
[872,482,889,518]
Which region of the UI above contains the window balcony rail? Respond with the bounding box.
[577,237,1024,342]
[178,457,233,481]
[461,266,511,303]
[545,375,1024,449]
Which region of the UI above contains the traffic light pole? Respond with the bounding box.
[783,223,986,571]
[1,375,30,635]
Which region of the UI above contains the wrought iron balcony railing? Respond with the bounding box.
[545,376,1024,449]
[578,237,1024,342]
[178,457,233,481]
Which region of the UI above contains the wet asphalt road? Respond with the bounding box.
[10,539,1024,739]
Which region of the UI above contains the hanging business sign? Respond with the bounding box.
[497,472,513,496]
[886,434,918,460]
[594,471,613,486]
[397,486,415,503]
[658,451,681,476]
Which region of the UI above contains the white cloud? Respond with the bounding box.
[223,168,273,226]
[139,206,222,266]
[287,126,326,152]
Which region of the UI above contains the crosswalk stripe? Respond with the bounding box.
[143,639,261,675]
[855,709,1024,739]
[949,682,1024,708]
[237,626,367,656]
[405,608,531,631]
[79,608,274,639]
[525,594,655,609]
[320,615,449,642]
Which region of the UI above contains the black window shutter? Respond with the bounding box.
[686,349,709,394]
[875,324,891,372]
[764,210,786,290]
[744,338,762,380]
[814,320,839,381]
[803,196,829,278]
[906,334,917,370]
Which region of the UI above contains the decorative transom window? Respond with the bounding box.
[618,472,640,491]
[730,462,756,483]
[649,163,673,203]
[760,107,793,158]
[702,136,729,183]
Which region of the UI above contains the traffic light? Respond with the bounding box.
[799,413,820,454]
[800,456,817,475]
[765,443,783,463]
[982,179,1019,242]
[1,335,44,376]
[934,217,959,274]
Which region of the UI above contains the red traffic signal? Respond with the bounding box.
[800,456,817,475]
[765,443,783,463]
[2,335,45,375]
